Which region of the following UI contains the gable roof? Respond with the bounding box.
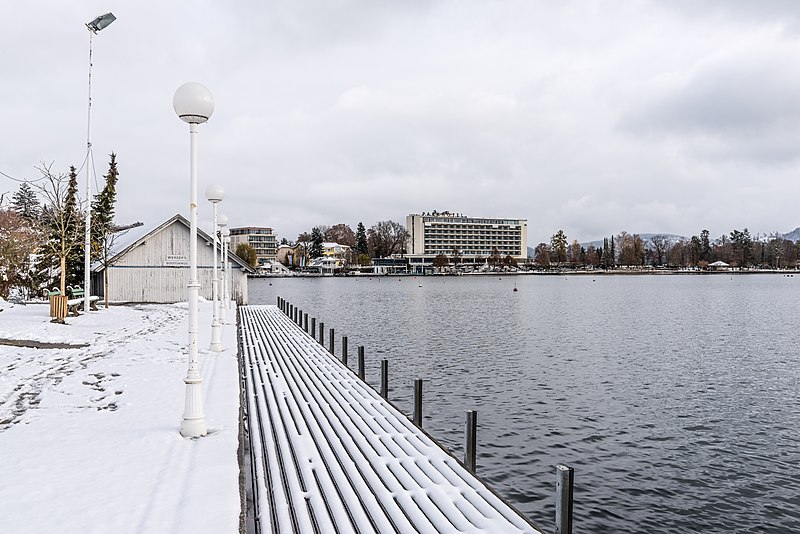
[92,213,255,273]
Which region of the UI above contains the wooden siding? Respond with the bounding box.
[104,221,249,304]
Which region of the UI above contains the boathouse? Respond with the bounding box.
[91,214,254,304]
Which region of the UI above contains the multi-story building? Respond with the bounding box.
[405,211,528,271]
[229,227,277,266]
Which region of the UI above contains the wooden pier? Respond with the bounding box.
[238,305,543,533]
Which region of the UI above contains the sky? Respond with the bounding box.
[3,1,800,246]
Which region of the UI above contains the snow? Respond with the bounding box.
[0,300,241,534]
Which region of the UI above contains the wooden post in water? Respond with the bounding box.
[311,318,316,340]
[303,313,308,333]
[289,303,293,319]
[342,336,348,365]
[464,410,477,473]
[413,379,423,427]
[357,346,365,380]
[555,465,574,534]
[329,328,334,354]
[319,322,325,345]
[380,359,388,399]
[296,309,302,326]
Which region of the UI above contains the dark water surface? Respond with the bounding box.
[249,274,800,533]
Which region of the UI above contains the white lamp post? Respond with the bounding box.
[173,82,214,438]
[223,228,232,314]
[84,12,116,312]
[205,184,224,352]
[217,215,228,323]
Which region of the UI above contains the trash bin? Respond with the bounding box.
[50,295,68,320]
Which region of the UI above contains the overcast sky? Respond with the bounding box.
[3,1,800,246]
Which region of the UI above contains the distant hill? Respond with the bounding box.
[783,228,800,242]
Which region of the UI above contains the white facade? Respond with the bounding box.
[93,214,253,304]
[406,211,529,261]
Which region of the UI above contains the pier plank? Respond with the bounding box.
[239,305,542,534]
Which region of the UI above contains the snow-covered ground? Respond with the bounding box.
[0,298,241,534]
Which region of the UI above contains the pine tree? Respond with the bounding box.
[11,182,41,221]
[355,222,368,255]
[310,227,324,258]
[91,153,119,259]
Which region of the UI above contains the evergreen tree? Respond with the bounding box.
[10,182,41,221]
[355,222,368,255]
[310,227,324,258]
[91,153,119,259]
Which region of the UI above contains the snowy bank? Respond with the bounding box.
[0,300,241,534]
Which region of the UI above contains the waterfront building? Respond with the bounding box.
[229,227,277,266]
[405,211,529,273]
[91,214,253,303]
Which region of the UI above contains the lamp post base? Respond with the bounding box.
[210,319,222,352]
[180,378,207,438]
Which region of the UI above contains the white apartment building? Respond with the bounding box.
[229,227,277,266]
[405,211,528,268]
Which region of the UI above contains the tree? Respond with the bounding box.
[91,154,121,307]
[310,227,324,258]
[0,209,42,299]
[569,239,581,268]
[432,254,449,272]
[10,182,41,222]
[534,243,550,268]
[367,220,407,258]
[450,246,462,266]
[550,230,567,265]
[700,229,711,261]
[235,243,258,268]
[324,223,356,247]
[354,222,368,255]
[730,228,753,268]
[35,164,85,293]
[649,235,670,267]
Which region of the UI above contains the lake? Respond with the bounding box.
[249,273,800,533]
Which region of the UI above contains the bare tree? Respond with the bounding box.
[324,223,356,247]
[367,220,408,258]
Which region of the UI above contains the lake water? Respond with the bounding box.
[249,274,800,533]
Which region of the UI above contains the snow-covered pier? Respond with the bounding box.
[238,305,543,533]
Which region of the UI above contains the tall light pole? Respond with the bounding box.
[217,215,228,324]
[84,12,116,312]
[205,184,224,352]
[173,82,214,438]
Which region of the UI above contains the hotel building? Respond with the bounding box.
[229,227,277,266]
[405,211,528,270]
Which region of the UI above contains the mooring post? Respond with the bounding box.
[289,303,293,319]
[329,328,335,354]
[380,359,388,399]
[413,379,423,427]
[304,313,308,332]
[464,410,477,473]
[311,318,316,339]
[358,346,365,380]
[296,308,301,326]
[319,322,325,345]
[555,465,574,534]
[342,336,348,365]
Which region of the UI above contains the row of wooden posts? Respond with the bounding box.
[277,296,574,534]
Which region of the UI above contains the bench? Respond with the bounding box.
[66,287,100,316]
